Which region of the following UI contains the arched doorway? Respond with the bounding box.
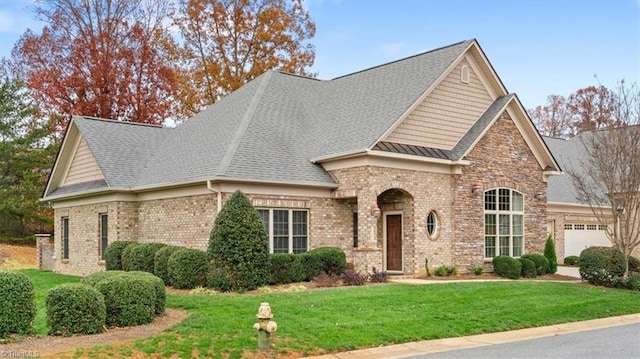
[377,188,414,273]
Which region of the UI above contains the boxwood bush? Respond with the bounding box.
[564,255,580,266]
[520,253,550,275]
[306,247,346,276]
[519,258,537,278]
[82,270,165,316]
[168,248,208,289]
[46,283,106,336]
[94,274,156,327]
[492,255,522,279]
[0,270,36,337]
[104,241,136,270]
[154,245,182,285]
[122,243,166,273]
[270,254,305,284]
[579,246,626,287]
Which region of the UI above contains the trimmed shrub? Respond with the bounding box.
[154,245,182,285]
[82,271,165,316]
[94,274,156,327]
[104,241,136,270]
[0,270,36,337]
[543,235,558,274]
[520,253,550,275]
[81,270,126,287]
[342,269,367,286]
[615,272,640,291]
[579,247,626,286]
[269,254,305,285]
[564,255,580,266]
[519,258,537,278]
[306,247,346,276]
[46,283,106,336]
[168,248,208,289]
[122,243,166,273]
[208,190,270,292]
[299,251,324,280]
[492,255,522,279]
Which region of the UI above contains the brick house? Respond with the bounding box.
[41,39,564,276]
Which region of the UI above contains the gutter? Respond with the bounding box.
[207,180,223,213]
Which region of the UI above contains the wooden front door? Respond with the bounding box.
[386,214,402,271]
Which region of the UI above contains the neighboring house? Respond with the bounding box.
[545,131,640,259]
[41,39,563,276]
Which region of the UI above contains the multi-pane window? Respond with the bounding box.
[99,214,108,260]
[426,210,438,238]
[257,209,308,254]
[61,217,69,260]
[484,189,524,258]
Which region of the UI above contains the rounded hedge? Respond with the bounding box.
[46,283,106,336]
[0,270,36,337]
[154,245,182,285]
[168,248,208,289]
[270,254,305,284]
[122,243,166,273]
[94,274,156,327]
[519,258,537,278]
[492,255,522,279]
[104,241,136,270]
[564,255,580,266]
[306,247,347,276]
[81,270,127,287]
[520,253,550,275]
[82,271,165,316]
[629,256,640,274]
[579,247,626,286]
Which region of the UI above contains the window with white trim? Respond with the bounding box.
[426,210,438,239]
[257,209,308,254]
[461,65,470,83]
[484,189,524,258]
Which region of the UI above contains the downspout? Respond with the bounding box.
[207,180,222,213]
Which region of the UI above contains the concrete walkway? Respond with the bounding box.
[305,266,639,359]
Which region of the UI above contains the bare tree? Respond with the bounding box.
[569,80,640,278]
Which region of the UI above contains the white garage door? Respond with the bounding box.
[564,223,611,257]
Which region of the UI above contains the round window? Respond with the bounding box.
[426,210,438,238]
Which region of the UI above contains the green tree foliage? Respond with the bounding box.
[208,190,270,292]
[543,235,558,274]
[0,66,57,240]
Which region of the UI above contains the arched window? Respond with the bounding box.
[461,65,470,84]
[426,210,438,239]
[484,188,524,258]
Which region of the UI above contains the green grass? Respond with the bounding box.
[17,270,640,358]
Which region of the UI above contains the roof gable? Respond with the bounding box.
[61,137,104,186]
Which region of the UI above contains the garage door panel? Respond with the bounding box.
[564,223,611,257]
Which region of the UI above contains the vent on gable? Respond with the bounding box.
[461,65,470,84]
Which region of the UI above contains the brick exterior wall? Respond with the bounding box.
[50,112,550,277]
[452,113,548,270]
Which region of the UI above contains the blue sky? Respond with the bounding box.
[0,0,638,109]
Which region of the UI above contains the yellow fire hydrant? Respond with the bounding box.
[253,302,278,349]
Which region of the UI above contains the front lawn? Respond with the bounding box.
[18,270,640,358]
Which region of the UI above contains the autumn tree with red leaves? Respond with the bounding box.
[173,0,316,114]
[529,85,623,139]
[13,0,179,136]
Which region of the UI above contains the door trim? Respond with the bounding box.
[383,211,403,273]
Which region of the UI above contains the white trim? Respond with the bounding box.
[483,188,525,258]
[461,65,470,84]
[256,208,309,254]
[464,53,499,99]
[383,211,403,273]
[320,151,470,175]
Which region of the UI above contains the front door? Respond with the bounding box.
[386,214,402,271]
